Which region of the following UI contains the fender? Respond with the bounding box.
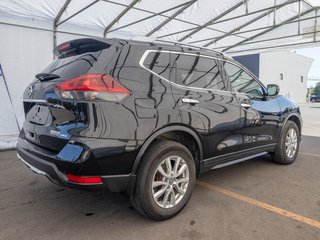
[131,125,203,174]
[278,112,303,141]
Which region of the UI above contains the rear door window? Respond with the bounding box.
[170,53,225,90]
[143,51,171,80]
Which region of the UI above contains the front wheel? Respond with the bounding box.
[131,140,196,220]
[272,120,300,165]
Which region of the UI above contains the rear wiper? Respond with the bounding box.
[35,73,60,81]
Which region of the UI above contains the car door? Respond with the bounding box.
[222,61,281,153]
[168,52,243,163]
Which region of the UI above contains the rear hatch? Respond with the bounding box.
[22,38,115,152]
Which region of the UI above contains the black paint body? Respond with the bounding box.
[17,38,302,193]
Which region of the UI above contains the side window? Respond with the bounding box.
[223,62,264,96]
[143,52,171,80]
[170,53,225,90]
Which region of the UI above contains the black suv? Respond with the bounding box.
[17,38,302,220]
[310,95,320,102]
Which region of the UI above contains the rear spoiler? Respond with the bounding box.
[53,38,111,58]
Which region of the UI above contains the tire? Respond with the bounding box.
[272,120,300,165]
[131,140,196,220]
[311,99,315,103]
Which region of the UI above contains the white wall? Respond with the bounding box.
[0,25,52,138]
[259,51,313,103]
[0,24,87,146]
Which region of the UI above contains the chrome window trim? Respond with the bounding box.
[139,50,230,93]
[139,49,266,94]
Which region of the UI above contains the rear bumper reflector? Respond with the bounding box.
[66,174,103,185]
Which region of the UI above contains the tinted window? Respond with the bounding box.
[40,52,100,82]
[143,52,171,80]
[223,62,264,96]
[171,54,225,90]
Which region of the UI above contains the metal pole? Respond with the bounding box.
[101,0,224,36]
[0,65,20,132]
[101,0,245,39]
[222,8,316,52]
[146,0,196,37]
[157,0,300,39]
[298,0,301,34]
[177,0,246,42]
[103,0,140,37]
[56,0,100,27]
[273,0,277,25]
[0,21,101,38]
[211,30,320,50]
[53,0,72,55]
[106,1,199,34]
[203,0,295,47]
[314,8,318,42]
[226,39,320,54]
[188,14,320,44]
[245,0,249,14]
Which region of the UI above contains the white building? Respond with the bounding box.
[234,51,313,104]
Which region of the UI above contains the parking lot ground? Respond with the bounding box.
[1,103,320,240]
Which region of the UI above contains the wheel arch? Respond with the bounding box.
[279,112,302,140]
[131,125,203,175]
[285,113,302,134]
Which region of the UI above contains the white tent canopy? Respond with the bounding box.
[1,0,320,54]
[0,0,320,149]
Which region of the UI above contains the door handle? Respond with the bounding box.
[240,102,251,108]
[181,98,199,104]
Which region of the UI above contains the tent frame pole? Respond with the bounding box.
[211,30,320,50]
[222,8,317,52]
[53,0,72,53]
[103,0,140,37]
[226,39,320,54]
[188,14,320,44]
[157,0,301,39]
[177,0,245,42]
[203,0,296,47]
[146,0,196,37]
[56,0,100,27]
[102,0,244,38]
[105,1,201,34]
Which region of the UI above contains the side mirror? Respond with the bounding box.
[267,84,280,96]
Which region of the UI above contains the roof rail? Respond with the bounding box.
[153,39,224,57]
[129,36,225,57]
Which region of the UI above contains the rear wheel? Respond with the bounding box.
[272,120,300,165]
[131,140,196,220]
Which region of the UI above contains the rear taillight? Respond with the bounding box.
[54,74,130,101]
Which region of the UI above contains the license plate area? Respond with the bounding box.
[26,105,52,125]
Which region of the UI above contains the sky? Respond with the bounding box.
[294,47,320,81]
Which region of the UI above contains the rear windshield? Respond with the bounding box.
[39,52,101,82]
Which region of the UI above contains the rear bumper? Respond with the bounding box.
[17,144,136,193]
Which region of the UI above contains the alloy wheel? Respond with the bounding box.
[285,128,298,158]
[151,155,190,209]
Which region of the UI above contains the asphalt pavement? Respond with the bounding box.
[1,103,320,240]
